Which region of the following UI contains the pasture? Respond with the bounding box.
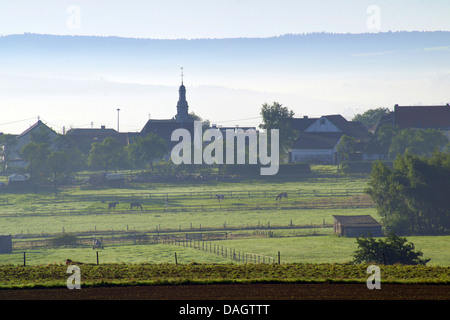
[0,167,449,268]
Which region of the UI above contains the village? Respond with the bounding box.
[1,79,449,179]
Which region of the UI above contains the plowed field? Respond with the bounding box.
[1,283,448,300]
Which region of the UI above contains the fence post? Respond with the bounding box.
[96,251,99,265]
[278,251,281,264]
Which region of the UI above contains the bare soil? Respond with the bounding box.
[0,283,448,300]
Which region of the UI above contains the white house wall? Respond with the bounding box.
[291,149,335,164]
[305,117,342,133]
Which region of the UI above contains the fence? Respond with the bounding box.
[0,187,366,203]
[159,235,276,264]
[0,195,374,218]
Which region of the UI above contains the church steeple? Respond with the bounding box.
[176,67,189,122]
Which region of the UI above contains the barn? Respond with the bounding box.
[0,235,12,254]
[333,215,382,237]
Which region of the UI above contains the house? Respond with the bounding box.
[65,125,131,154]
[289,115,369,164]
[364,104,450,160]
[393,104,450,139]
[1,120,58,169]
[333,215,383,237]
[373,104,450,134]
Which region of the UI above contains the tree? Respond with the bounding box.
[21,134,83,195]
[365,152,450,235]
[364,123,400,159]
[259,102,297,159]
[352,233,430,265]
[88,137,128,173]
[389,128,448,158]
[352,107,391,129]
[0,134,17,172]
[128,133,168,170]
[48,151,71,196]
[336,135,357,163]
[21,141,51,186]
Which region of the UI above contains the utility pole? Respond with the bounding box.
[117,108,120,132]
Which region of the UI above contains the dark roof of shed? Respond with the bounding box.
[333,215,381,228]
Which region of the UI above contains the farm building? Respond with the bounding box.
[289,115,370,165]
[333,215,382,237]
[1,120,58,169]
[0,235,12,254]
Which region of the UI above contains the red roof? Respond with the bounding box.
[394,105,450,129]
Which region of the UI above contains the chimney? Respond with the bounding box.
[303,116,308,119]
[101,125,106,130]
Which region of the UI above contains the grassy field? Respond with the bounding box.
[2,234,449,267]
[0,263,449,289]
[0,168,449,272]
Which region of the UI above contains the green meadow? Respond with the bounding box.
[0,168,449,268]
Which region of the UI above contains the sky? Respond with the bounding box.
[0,0,450,134]
[1,0,450,38]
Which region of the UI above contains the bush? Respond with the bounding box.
[51,233,79,246]
[352,233,430,265]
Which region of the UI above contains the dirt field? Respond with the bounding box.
[1,284,447,318]
[1,283,448,300]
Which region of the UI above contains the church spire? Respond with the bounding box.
[176,67,189,122]
[180,66,184,85]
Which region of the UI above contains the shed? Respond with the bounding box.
[106,173,125,187]
[0,235,12,254]
[333,215,382,237]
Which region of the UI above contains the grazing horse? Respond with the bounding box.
[108,201,119,210]
[92,239,103,250]
[276,192,288,201]
[65,259,83,265]
[215,194,225,202]
[130,202,143,210]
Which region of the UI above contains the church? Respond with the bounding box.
[140,70,196,149]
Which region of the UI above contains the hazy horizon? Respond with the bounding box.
[1,0,449,135]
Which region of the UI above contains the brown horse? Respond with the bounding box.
[65,259,84,265]
[130,202,143,210]
[108,201,119,210]
[276,192,288,201]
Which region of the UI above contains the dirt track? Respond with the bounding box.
[1,283,449,300]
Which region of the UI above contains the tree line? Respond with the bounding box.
[339,107,450,161]
[366,151,450,235]
[0,127,168,195]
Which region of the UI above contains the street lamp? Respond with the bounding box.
[117,108,120,132]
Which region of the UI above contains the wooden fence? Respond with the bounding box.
[159,235,276,264]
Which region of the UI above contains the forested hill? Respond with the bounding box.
[1,31,449,74]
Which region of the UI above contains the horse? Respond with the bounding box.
[108,201,119,210]
[215,194,225,202]
[130,202,143,210]
[65,259,84,265]
[92,239,103,250]
[276,192,288,201]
